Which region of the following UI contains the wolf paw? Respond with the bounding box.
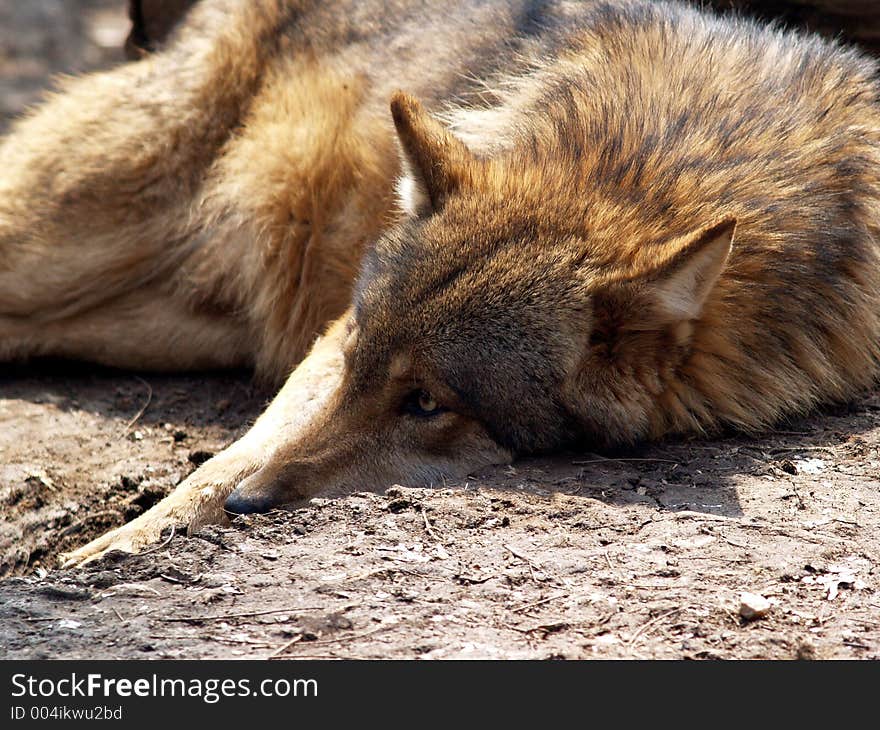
[59,452,257,567]
[58,514,175,568]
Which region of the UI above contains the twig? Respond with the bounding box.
[504,544,545,582]
[150,634,273,648]
[639,511,741,531]
[159,606,324,623]
[504,544,538,565]
[512,592,567,614]
[790,482,806,510]
[603,549,618,573]
[627,608,681,647]
[421,505,442,543]
[269,625,392,659]
[832,518,860,527]
[121,376,153,434]
[138,526,176,556]
[712,609,736,630]
[456,572,497,585]
[267,634,303,659]
[513,620,571,635]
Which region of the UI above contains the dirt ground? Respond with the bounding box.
[1,1,878,660]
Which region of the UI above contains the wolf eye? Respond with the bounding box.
[419,391,438,412]
[403,389,446,417]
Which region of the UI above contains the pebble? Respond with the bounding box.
[739,591,772,620]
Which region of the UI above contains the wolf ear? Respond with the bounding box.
[390,91,475,216]
[637,217,736,324]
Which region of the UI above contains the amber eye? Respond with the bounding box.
[418,391,437,412]
[403,389,446,417]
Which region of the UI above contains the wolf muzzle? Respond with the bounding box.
[224,469,293,515]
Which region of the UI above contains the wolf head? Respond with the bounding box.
[225,92,735,514]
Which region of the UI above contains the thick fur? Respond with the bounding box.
[2,0,880,563]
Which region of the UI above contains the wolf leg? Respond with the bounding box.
[58,311,350,567]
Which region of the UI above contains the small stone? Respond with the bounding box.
[739,592,772,621]
[795,458,825,475]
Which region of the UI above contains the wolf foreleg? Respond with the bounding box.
[59,311,350,567]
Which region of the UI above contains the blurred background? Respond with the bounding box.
[0,1,130,131]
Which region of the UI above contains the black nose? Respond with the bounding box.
[224,487,279,515]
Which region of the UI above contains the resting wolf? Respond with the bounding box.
[1,0,879,565]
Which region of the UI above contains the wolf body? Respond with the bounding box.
[1,1,878,564]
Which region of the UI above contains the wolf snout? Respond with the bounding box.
[224,487,278,515]
[224,468,297,515]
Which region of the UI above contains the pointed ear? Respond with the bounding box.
[390,91,475,216]
[640,217,736,323]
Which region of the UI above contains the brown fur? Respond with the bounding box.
[1,1,879,563]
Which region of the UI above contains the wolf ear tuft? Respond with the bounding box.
[390,91,474,216]
[641,217,736,323]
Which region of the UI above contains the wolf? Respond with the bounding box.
[1,0,879,566]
